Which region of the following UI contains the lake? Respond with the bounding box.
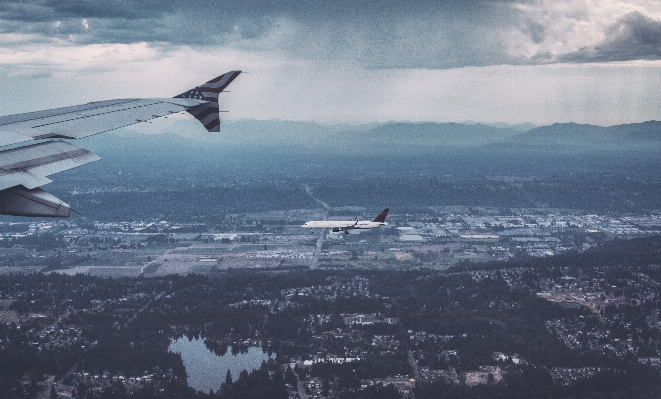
[168,337,275,393]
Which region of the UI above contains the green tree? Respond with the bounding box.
[225,369,233,386]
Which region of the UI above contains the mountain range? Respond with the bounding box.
[90,119,661,156]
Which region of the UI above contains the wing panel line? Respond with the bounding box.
[28,100,176,129]
[0,148,90,175]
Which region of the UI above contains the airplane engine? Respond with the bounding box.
[0,185,70,217]
[332,227,340,232]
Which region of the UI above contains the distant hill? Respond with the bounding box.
[506,121,661,151]
[220,119,661,152]
[334,122,521,149]
[215,120,525,150]
[462,121,537,133]
[84,119,661,158]
[96,119,526,155]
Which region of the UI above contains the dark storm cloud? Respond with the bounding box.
[0,0,523,69]
[5,1,660,68]
[0,0,175,44]
[561,12,661,63]
[0,0,508,35]
[0,0,171,22]
[0,0,273,42]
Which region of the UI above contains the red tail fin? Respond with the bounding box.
[372,208,389,223]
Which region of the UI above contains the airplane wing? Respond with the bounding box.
[0,98,203,147]
[0,70,241,217]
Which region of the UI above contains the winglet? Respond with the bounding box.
[372,208,389,223]
[174,71,241,132]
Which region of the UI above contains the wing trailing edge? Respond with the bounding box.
[0,186,71,217]
[0,140,100,217]
[0,140,101,192]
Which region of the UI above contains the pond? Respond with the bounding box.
[168,337,275,393]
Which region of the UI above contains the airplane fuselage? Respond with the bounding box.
[301,220,387,231]
[302,208,389,234]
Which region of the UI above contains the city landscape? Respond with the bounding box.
[0,119,660,399]
[1,202,661,398]
[0,205,659,277]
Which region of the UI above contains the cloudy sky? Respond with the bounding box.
[1,0,661,126]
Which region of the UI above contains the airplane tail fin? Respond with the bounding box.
[372,208,389,223]
[174,71,241,132]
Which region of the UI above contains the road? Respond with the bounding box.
[310,230,326,270]
[304,184,329,270]
[297,377,308,399]
[407,350,419,399]
[408,350,420,381]
[304,184,330,211]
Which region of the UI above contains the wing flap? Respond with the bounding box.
[0,141,101,191]
[0,186,70,217]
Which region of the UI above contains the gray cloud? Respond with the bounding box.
[561,12,661,63]
[522,20,546,44]
[0,0,172,21]
[2,1,660,69]
[0,0,522,69]
[0,1,175,45]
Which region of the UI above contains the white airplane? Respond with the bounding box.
[302,208,389,234]
[0,71,241,217]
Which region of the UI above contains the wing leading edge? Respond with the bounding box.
[0,71,241,217]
